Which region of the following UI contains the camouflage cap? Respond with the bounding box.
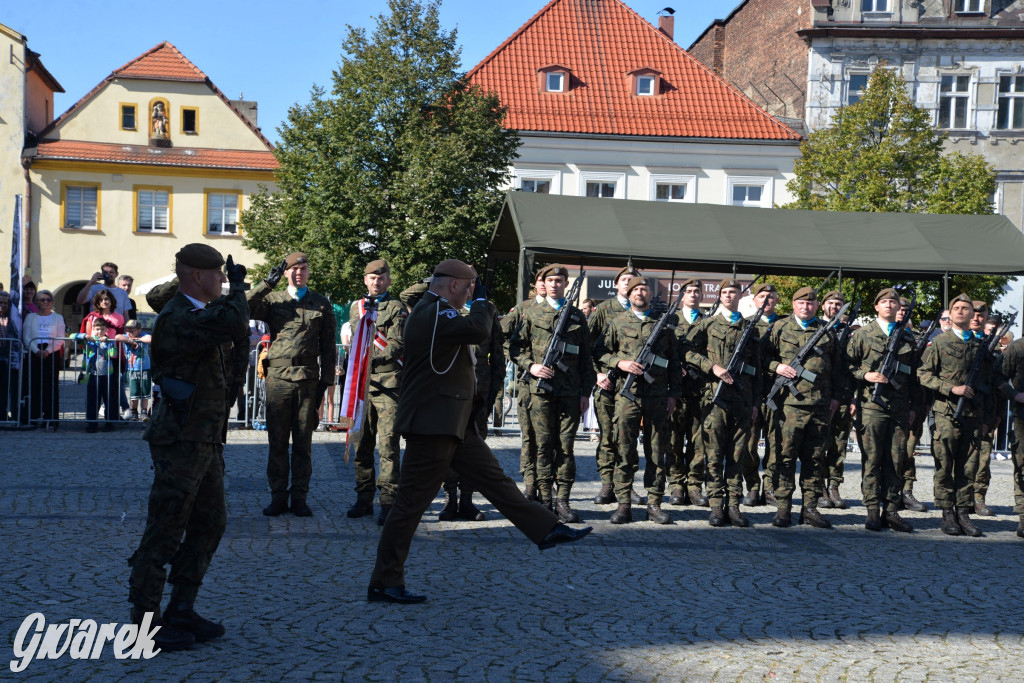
[679,278,702,291]
[821,289,844,304]
[874,287,900,305]
[614,265,642,283]
[719,278,742,292]
[433,259,476,279]
[950,293,975,308]
[792,286,817,302]
[752,282,777,296]
[399,281,429,308]
[285,252,309,269]
[538,264,569,280]
[364,259,389,275]
[146,278,179,314]
[175,243,224,269]
[972,300,988,313]
[626,277,651,296]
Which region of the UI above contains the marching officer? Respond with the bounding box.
[667,278,708,507]
[595,277,682,524]
[248,253,337,518]
[511,264,595,522]
[764,286,846,528]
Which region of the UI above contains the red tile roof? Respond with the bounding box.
[33,139,278,171]
[466,0,800,140]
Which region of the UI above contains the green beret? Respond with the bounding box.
[626,277,650,296]
[719,278,741,291]
[365,259,389,275]
[874,288,900,305]
[433,259,477,279]
[679,278,702,291]
[792,286,817,302]
[752,282,777,296]
[950,293,974,308]
[822,290,844,304]
[175,243,224,269]
[285,252,308,269]
[538,264,569,280]
[972,300,988,313]
[614,265,641,283]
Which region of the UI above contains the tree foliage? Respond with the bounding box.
[771,67,1007,321]
[242,0,520,304]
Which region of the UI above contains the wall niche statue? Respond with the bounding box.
[149,98,171,147]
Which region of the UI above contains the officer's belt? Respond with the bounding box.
[267,355,319,368]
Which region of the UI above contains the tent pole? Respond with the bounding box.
[838,268,843,295]
[732,263,737,279]
[943,271,950,308]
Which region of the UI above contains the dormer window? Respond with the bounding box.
[537,64,571,94]
[954,0,984,13]
[637,75,655,96]
[628,68,662,97]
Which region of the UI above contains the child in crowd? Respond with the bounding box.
[123,319,152,421]
[73,317,121,432]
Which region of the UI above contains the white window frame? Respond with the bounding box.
[997,74,1024,131]
[938,74,972,130]
[579,171,626,199]
[137,189,170,233]
[649,174,697,203]
[514,169,561,195]
[207,192,240,235]
[846,73,870,106]
[64,185,99,230]
[636,75,656,96]
[545,72,565,93]
[954,0,984,13]
[726,176,773,208]
[860,0,890,13]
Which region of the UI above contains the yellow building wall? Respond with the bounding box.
[29,165,277,316]
[52,80,268,151]
[0,24,27,286]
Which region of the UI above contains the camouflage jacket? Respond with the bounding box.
[1001,338,1024,409]
[350,292,405,390]
[917,328,1011,422]
[143,289,249,445]
[501,297,542,387]
[587,296,630,340]
[753,313,783,402]
[595,308,682,399]
[686,311,762,406]
[847,320,920,415]
[672,306,704,397]
[765,316,847,409]
[247,281,337,385]
[511,300,595,397]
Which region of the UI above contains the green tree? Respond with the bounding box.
[771,67,1006,320]
[242,0,520,305]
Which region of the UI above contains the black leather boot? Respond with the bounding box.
[131,608,195,651]
[290,496,312,517]
[629,488,645,505]
[973,498,994,517]
[741,487,760,507]
[688,489,709,507]
[346,497,374,518]
[771,504,791,528]
[523,484,539,502]
[956,507,982,537]
[799,505,832,529]
[645,503,672,525]
[555,499,580,523]
[727,505,749,527]
[864,505,883,531]
[457,487,486,521]
[162,601,225,643]
[708,505,727,527]
[666,487,686,506]
[902,490,927,512]
[593,483,615,505]
[263,496,289,517]
[438,487,458,521]
[609,503,632,524]
[884,509,913,533]
[940,508,964,536]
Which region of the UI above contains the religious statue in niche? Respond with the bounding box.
[151,101,168,139]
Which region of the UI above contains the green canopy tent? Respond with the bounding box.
[489,190,1024,299]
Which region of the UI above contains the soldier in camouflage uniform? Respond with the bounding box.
[847,288,918,532]
[667,278,708,507]
[595,277,682,524]
[818,290,854,510]
[917,293,1012,537]
[511,264,595,522]
[743,282,780,507]
[588,265,644,506]
[128,244,249,651]
[343,260,405,525]
[501,271,546,500]
[895,296,929,513]
[248,253,337,519]
[764,287,846,528]
[968,302,999,516]
[999,335,1024,538]
[686,279,762,527]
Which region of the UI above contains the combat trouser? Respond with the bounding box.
[668,394,705,495]
[614,395,670,505]
[972,432,994,503]
[855,408,908,513]
[773,404,830,508]
[594,389,617,487]
[823,403,852,487]
[932,413,980,509]
[129,442,226,613]
[530,394,581,499]
[700,402,751,507]
[353,388,402,505]
[1011,416,1024,515]
[742,410,764,494]
[759,409,779,494]
[517,387,538,486]
[266,376,319,501]
[903,406,926,492]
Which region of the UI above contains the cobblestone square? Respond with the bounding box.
[2,427,1022,681]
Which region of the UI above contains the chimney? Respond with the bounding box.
[658,14,675,40]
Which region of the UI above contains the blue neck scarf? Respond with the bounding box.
[289,286,308,300]
[765,312,777,323]
[688,309,698,323]
[887,322,897,335]
[974,330,984,339]
[960,330,972,342]
[729,311,742,324]
[548,297,566,311]
[798,317,817,330]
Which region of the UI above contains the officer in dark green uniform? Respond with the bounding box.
[667,278,708,507]
[999,335,1024,538]
[764,286,846,528]
[248,252,337,518]
[744,282,780,507]
[595,277,681,524]
[346,260,405,525]
[128,243,249,651]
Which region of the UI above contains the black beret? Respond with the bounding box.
[175,243,224,269]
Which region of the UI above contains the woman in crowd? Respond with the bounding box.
[80,289,125,337]
[23,289,66,430]
[21,281,39,316]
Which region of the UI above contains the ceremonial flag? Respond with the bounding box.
[341,298,377,461]
[8,195,24,367]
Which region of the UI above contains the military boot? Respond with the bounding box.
[555,499,580,524]
[538,485,554,513]
[799,505,832,529]
[645,502,673,525]
[940,508,964,536]
[817,492,835,509]
[629,488,645,505]
[764,489,778,508]
[771,504,792,528]
[1016,515,1024,539]
[956,507,982,537]
[864,505,883,532]
[131,607,195,652]
[828,484,848,510]
[741,487,760,508]
[377,503,392,527]
[688,489,709,507]
[708,505,728,527]
[263,495,289,517]
[727,505,749,528]
[609,503,632,524]
[438,486,458,521]
[593,483,616,505]
[162,601,226,643]
[346,496,374,519]
[902,489,927,512]
[457,486,486,521]
[883,509,913,533]
[666,487,686,506]
[290,495,312,517]
[973,498,994,517]
[523,483,539,502]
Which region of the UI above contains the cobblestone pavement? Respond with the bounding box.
[3,424,1023,681]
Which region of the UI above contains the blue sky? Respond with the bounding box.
[3,0,741,145]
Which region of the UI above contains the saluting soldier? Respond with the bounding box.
[248,253,337,518]
[999,335,1024,539]
[128,244,249,651]
[847,288,918,532]
[765,287,846,528]
[686,278,762,527]
[588,265,643,506]
[743,282,781,508]
[667,278,708,507]
[917,294,1011,537]
[511,264,595,522]
[819,290,855,510]
[595,277,682,524]
[501,271,546,500]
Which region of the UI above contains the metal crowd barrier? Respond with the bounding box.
[1,337,24,427]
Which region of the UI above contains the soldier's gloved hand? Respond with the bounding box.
[264,258,288,288]
[225,255,248,288]
[472,276,488,303]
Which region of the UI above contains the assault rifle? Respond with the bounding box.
[913,316,940,362]
[953,308,1017,423]
[707,274,764,319]
[711,296,770,410]
[835,299,861,349]
[620,287,685,403]
[870,291,917,411]
[764,302,850,412]
[536,270,586,393]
